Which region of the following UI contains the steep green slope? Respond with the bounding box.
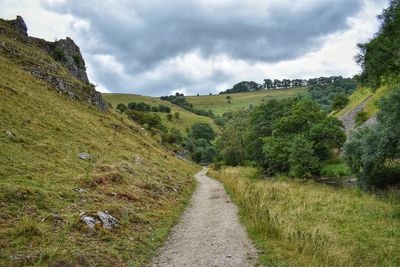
[186,87,308,116]
[103,93,219,133]
[334,85,393,119]
[0,19,198,266]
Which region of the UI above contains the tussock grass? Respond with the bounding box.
[210,167,400,266]
[0,21,199,265]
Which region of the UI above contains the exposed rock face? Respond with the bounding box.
[11,16,27,37]
[55,37,89,83]
[0,16,108,111]
[339,96,372,134]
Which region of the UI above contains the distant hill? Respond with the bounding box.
[187,87,308,116]
[0,16,198,266]
[103,93,219,133]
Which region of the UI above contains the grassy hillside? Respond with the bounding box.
[187,87,308,116]
[0,26,199,266]
[210,167,400,267]
[103,93,218,133]
[334,85,394,119]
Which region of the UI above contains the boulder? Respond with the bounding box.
[80,211,118,230]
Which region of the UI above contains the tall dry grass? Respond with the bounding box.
[210,167,400,266]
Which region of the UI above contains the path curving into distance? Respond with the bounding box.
[152,168,258,267]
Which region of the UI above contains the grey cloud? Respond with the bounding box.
[43,0,365,94]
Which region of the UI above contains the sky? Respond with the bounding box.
[0,0,390,96]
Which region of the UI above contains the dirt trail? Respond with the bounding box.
[152,168,258,267]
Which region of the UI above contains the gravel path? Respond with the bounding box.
[152,168,258,267]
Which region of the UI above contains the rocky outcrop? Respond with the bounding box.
[0,16,107,111]
[339,96,372,133]
[11,16,27,37]
[33,36,89,83]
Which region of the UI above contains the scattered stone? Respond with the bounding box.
[227,254,232,258]
[80,211,118,230]
[132,155,143,164]
[78,153,95,162]
[10,254,32,261]
[97,211,118,230]
[81,214,100,230]
[6,130,13,137]
[74,188,85,193]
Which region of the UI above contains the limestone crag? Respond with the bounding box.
[0,16,107,111]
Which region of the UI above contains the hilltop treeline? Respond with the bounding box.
[220,76,349,94]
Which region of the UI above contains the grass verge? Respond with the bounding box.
[209,167,400,266]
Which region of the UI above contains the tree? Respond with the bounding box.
[226,95,231,100]
[128,102,136,110]
[263,79,273,89]
[355,110,368,126]
[331,94,349,110]
[216,112,249,166]
[174,112,180,120]
[247,97,345,176]
[356,0,400,88]
[289,135,320,178]
[189,123,215,142]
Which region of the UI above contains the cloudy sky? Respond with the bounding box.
[0,0,390,96]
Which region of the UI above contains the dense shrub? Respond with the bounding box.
[160,94,214,118]
[189,123,215,142]
[126,110,164,131]
[116,103,127,113]
[355,110,368,126]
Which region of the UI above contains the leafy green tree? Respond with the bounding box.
[289,136,320,178]
[262,137,291,173]
[128,102,136,110]
[189,123,215,142]
[355,110,368,126]
[247,97,345,176]
[331,94,349,110]
[174,112,180,120]
[216,112,248,166]
[356,0,400,88]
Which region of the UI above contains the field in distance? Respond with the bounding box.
[187,87,308,116]
[102,93,218,133]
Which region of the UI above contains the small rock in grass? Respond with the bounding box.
[132,155,143,164]
[78,152,95,162]
[81,214,100,230]
[74,188,85,193]
[227,254,232,258]
[10,254,32,261]
[97,211,118,230]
